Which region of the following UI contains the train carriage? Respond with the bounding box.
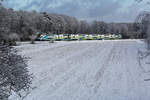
[39,33,122,41]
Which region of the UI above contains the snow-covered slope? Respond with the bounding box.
[11,40,150,100]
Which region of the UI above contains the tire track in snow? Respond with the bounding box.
[27,43,103,98]
[92,42,117,94]
[47,42,116,100]
[26,42,112,100]
[26,43,94,78]
[85,41,133,100]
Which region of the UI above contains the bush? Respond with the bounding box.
[0,45,32,100]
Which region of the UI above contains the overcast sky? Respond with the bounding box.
[2,0,150,22]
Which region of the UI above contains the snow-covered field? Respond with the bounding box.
[11,40,150,100]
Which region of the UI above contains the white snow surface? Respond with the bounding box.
[10,40,150,100]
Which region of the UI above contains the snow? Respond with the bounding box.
[10,40,150,100]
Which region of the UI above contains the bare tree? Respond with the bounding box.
[91,21,108,34]
[135,11,150,49]
[79,20,89,34]
[147,25,150,49]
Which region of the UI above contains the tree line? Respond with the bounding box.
[0,4,143,45]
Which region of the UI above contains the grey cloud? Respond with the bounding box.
[88,0,121,17]
[39,0,122,20]
[2,0,145,22]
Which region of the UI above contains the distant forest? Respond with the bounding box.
[0,3,145,45]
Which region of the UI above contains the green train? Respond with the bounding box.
[39,34,122,41]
